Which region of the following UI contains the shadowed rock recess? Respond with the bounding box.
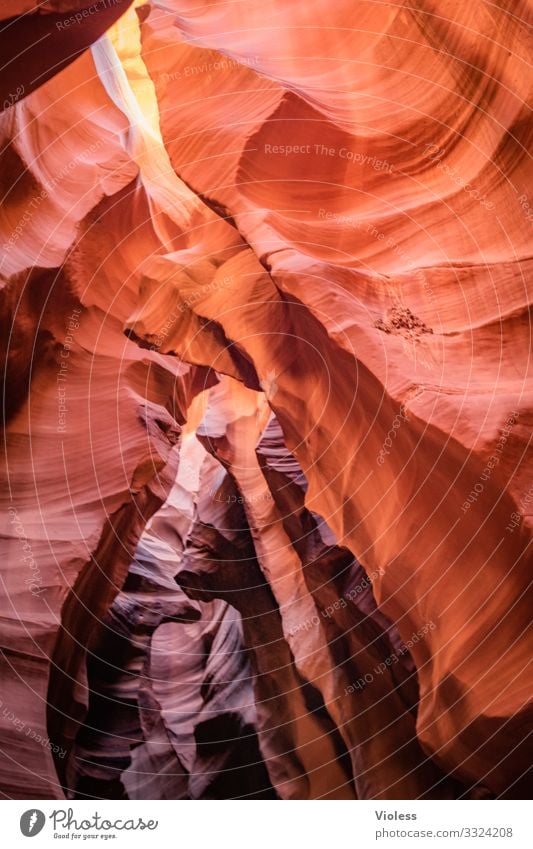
[0,0,531,800]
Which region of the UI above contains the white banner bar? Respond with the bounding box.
[3,800,530,848]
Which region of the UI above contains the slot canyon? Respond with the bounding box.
[0,0,531,801]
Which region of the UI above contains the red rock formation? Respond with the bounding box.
[0,2,134,109]
[0,0,531,800]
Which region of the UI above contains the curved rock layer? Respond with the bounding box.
[0,0,531,799]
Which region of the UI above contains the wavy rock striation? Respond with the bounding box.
[0,0,531,799]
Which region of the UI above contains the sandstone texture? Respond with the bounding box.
[0,0,531,799]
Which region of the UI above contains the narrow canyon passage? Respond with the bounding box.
[0,0,531,802]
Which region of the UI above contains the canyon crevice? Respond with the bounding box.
[0,0,531,800]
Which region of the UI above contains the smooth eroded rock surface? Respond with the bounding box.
[0,0,531,799]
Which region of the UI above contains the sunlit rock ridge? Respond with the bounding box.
[0,0,531,800]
